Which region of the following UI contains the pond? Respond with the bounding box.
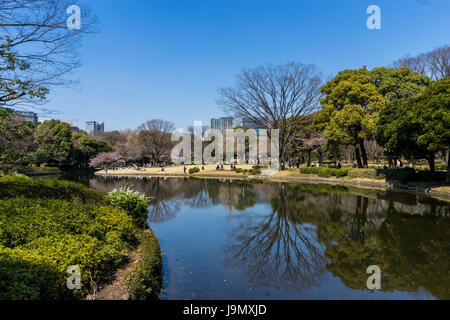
[78,174,450,300]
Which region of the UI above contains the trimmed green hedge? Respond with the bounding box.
[348,168,385,180]
[127,229,162,300]
[0,176,103,203]
[0,175,163,300]
[299,167,350,178]
[188,167,200,174]
[0,198,135,299]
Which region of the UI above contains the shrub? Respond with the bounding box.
[248,165,263,175]
[384,168,416,184]
[235,168,243,173]
[348,168,385,180]
[188,167,200,174]
[299,167,349,178]
[127,229,162,300]
[0,176,103,203]
[435,163,448,171]
[381,168,446,184]
[12,173,31,180]
[105,186,149,228]
[0,198,135,299]
[414,170,446,182]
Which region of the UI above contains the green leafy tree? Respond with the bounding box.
[370,67,430,165]
[34,120,73,167]
[0,109,36,164]
[1,38,49,106]
[370,67,430,101]
[376,78,450,175]
[313,67,386,167]
[71,133,112,168]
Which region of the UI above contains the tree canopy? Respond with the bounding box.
[375,78,450,174]
[313,67,386,167]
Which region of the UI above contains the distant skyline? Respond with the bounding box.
[39,0,449,131]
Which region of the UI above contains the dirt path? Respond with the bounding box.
[85,249,140,300]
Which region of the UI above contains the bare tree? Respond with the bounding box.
[364,140,384,164]
[137,119,175,164]
[392,45,449,80]
[218,62,323,164]
[116,129,141,162]
[0,0,96,108]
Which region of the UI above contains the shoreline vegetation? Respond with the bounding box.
[0,175,162,300]
[94,164,450,201]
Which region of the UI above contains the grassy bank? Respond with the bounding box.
[0,175,162,300]
[127,229,162,300]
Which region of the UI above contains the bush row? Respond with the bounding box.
[127,229,162,300]
[236,165,267,175]
[299,167,350,178]
[299,167,447,183]
[0,175,103,204]
[0,178,160,300]
[348,168,386,180]
[435,163,448,171]
[0,164,60,176]
[0,198,135,299]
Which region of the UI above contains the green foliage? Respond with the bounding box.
[71,133,112,168]
[0,164,60,175]
[105,187,149,228]
[0,176,103,203]
[0,37,49,105]
[313,67,386,146]
[347,168,385,180]
[248,165,266,175]
[375,78,450,170]
[188,167,200,174]
[299,166,350,178]
[127,229,162,300]
[0,108,36,164]
[435,163,448,171]
[0,197,135,300]
[370,67,430,101]
[34,120,73,167]
[11,173,31,180]
[384,168,416,184]
[235,168,243,173]
[380,168,444,184]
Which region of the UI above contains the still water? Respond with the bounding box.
[82,175,449,300]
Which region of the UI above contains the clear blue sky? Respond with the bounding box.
[45,0,449,131]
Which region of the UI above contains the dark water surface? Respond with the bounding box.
[72,174,450,300]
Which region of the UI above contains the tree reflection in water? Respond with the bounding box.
[89,176,450,299]
[222,183,327,291]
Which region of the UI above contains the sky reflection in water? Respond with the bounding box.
[89,176,450,300]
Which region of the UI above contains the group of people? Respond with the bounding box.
[212,164,238,171]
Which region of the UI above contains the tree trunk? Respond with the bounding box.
[360,141,368,168]
[447,150,450,183]
[428,153,435,172]
[318,149,323,166]
[355,145,363,168]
